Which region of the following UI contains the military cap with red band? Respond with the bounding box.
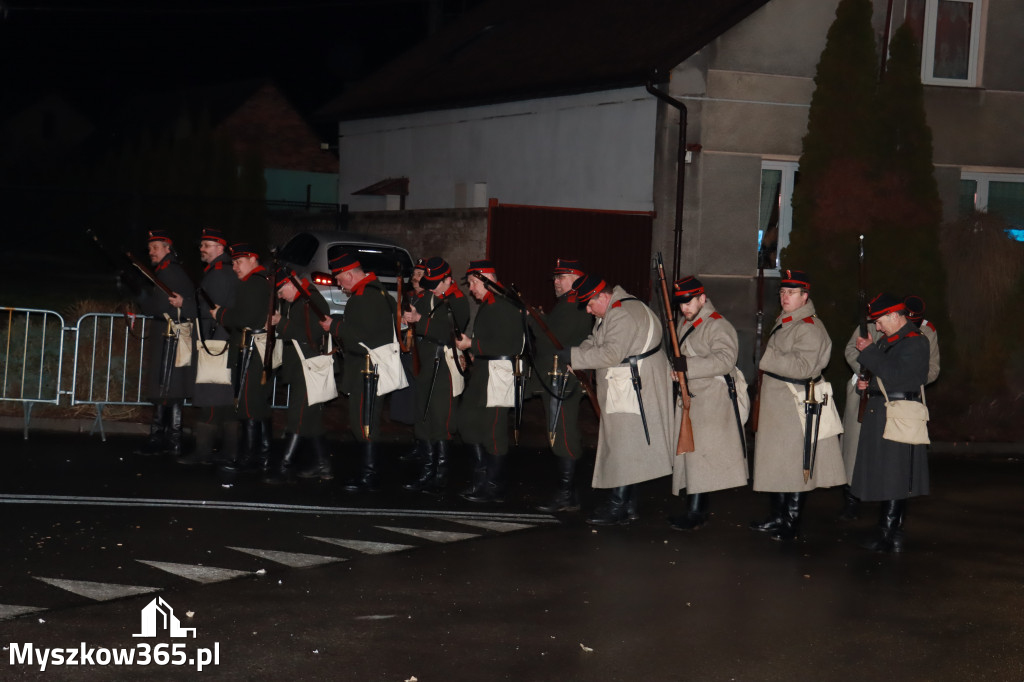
[904,295,925,321]
[147,229,173,245]
[780,269,811,289]
[552,258,585,278]
[230,242,259,259]
[273,265,298,289]
[571,274,607,303]
[466,259,496,276]
[422,257,451,285]
[329,251,360,274]
[412,258,427,272]
[867,293,906,320]
[672,275,704,302]
[199,227,227,245]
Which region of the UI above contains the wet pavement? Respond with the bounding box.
[0,426,1022,681]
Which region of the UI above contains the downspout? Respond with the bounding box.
[646,78,687,282]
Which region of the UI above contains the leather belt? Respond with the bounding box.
[867,390,921,401]
[764,371,822,387]
[621,345,660,364]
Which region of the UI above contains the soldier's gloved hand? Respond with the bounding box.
[672,355,688,373]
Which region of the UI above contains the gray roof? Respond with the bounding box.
[318,0,771,121]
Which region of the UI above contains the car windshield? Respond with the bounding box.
[327,245,414,277]
[278,233,320,267]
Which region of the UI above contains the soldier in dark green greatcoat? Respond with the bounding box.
[533,258,594,513]
[324,251,397,492]
[400,257,471,496]
[177,227,237,467]
[211,243,273,478]
[135,229,195,458]
[265,265,332,484]
[852,293,930,553]
[455,260,525,504]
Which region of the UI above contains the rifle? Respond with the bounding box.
[751,265,765,432]
[286,274,329,323]
[856,234,871,423]
[263,250,279,384]
[477,275,600,418]
[655,253,695,455]
[87,228,179,298]
[395,264,420,376]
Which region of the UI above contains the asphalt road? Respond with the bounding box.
[1,428,1022,681]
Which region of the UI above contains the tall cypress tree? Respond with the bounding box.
[784,0,879,382]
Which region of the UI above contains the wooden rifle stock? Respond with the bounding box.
[394,267,420,375]
[655,253,695,455]
[263,252,278,383]
[286,275,329,322]
[123,251,177,298]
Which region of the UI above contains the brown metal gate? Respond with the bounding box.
[486,199,654,311]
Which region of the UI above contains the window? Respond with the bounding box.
[905,0,983,87]
[757,161,798,272]
[960,171,1024,241]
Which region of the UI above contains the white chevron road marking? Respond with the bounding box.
[307,536,415,555]
[137,560,251,584]
[35,578,160,602]
[227,546,345,568]
[0,604,46,621]
[446,519,535,532]
[376,526,479,543]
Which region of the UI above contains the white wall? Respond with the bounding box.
[337,87,658,212]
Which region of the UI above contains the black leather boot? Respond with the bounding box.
[862,499,906,552]
[134,403,167,455]
[459,444,488,499]
[163,401,184,457]
[586,485,634,526]
[463,452,505,503]
[265,433,302,484]
[297,435,334,481]
[401,439,430,463]
[669,492,709,531]
[424,440,450,496]
[750,492,787,532]
[259,418,273,461]
[343,441,379,492]
[178,422,216,465]
[402,442,436,492]
[535,456,579,513]
[837,485,861,521]
[238,419,261,473]
[771,492,805,541]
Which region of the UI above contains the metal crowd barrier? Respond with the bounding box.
[0,307,67,439]
[1,308,293,440]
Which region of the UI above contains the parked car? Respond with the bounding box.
[277,230,415,316]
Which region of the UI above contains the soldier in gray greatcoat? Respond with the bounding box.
[852,293,930,552]
[564,275,674,526]
[667,277,749,531]
[750,270,846,541]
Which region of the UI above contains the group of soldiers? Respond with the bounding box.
[132,228,938,553]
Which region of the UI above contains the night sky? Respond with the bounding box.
[1,0,477,115]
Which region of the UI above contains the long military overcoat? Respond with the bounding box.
[214,265,272,421]
[412,284,471,442]
[571,286,674,489]
[670,299,749,496]
[459,290,524,456]
[531,291,594,459]
[278,284,330,436]
[851,321,930,501]
[192,252,236,408]
[752,300,845,492]
[139,253,196,401]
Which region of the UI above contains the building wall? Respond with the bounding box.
[337,88,659,213]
